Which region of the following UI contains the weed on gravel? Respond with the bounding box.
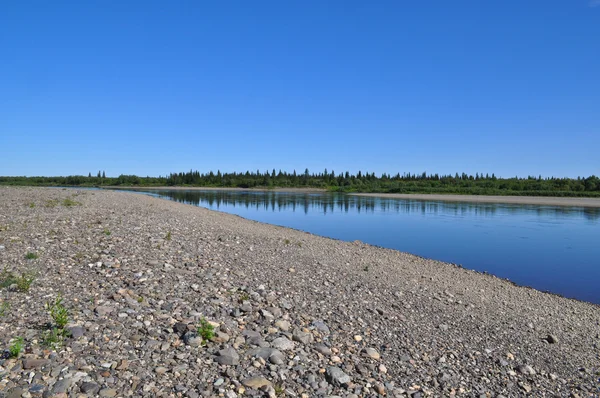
[0,301,9,316]
[198,317,215,343]
[8,336,24,358]
[0,267,36,292]
[62,198,81,207]
[46,294,69,329]
[25,252,38,260]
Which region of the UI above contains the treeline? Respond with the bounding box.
[1,169,600,197]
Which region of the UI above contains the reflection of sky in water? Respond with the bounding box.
[133,190,600,304]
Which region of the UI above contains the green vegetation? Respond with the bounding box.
[274,384,285,396]
[2,170,600,197]
[42,295,70,349]
[165,231,172,241]
[0,267,36,292]
[197,317,215,342]
[0,301,9,316]
[45,199,59,207]
[8,336,24,358]
[62,198,81,207]
[103,228,111,236]
[25,252,38,260]
[284,239,290,245]
[29,202,35,208]
[239,292,250,302]
[46,294,69,328]
[41,327,65,349]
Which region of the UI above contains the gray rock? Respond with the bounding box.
[6,387,24,398]
[242,376,272,389]
[517,364,536,375]
[249,347,276,359]
[312,320,330,334]
[99,388,118,397]
[68,325,85,338]
[274,320,290,331]
[183,331,202,347]
[269,350,285,364]
[216,347,240,365]
[80,382,100,394]
[362,347,381,360]
[23,359,48,369]
[315,344,332,355]
[546,334,558,344]
[292,329,313,344]
[173,322,189,336]
[51,377,72,394]
[326,366,351,386]
[271,337,294,350]
[94,305,114,316]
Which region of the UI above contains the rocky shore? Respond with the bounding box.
[0,187,598,398]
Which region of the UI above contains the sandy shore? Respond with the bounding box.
[352,193,600,207]
[0,186,598,397]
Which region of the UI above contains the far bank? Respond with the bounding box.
[351,192,600,208]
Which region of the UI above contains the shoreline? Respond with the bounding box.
[352,192,600,207]
[102,186,329,193]
[1,186,598,396]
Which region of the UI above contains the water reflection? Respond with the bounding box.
[144,190,600,222]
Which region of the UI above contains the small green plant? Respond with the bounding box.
[165,231,172,241]
[284,239,290,245]
[29,202,35,208]
[103,228,111,236]
[25,252,38,260]
[41,328,65,349]
[45,199,58,208]
[0,268,36,292]
[8,336,24,358]
[0,301,9,316]
[198,318,215,343]
[62,198,81,207]
[16,273,35,292]
[46,294,69,328]
[137,296,144,303]
[239,292,250,302]
[274,383,285,396]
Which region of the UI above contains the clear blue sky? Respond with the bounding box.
[1,1,599,178]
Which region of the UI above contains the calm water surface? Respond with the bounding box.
[130,190,600,304]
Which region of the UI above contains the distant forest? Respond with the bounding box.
[1,169,600,197]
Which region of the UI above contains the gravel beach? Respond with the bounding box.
[0,187,598,397]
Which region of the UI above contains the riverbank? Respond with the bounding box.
[352,192,600,208]
[103,186,328,193]
[1,186,598,397]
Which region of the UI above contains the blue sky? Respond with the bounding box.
[1,0,599,178]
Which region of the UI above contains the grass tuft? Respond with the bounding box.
[46,294,69,328]
[0,301,9,316]
[198,317,215,343]
[0,267,36,292]
[25,252,38,260]
[62,198,81,207]
[8,336,24,358]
